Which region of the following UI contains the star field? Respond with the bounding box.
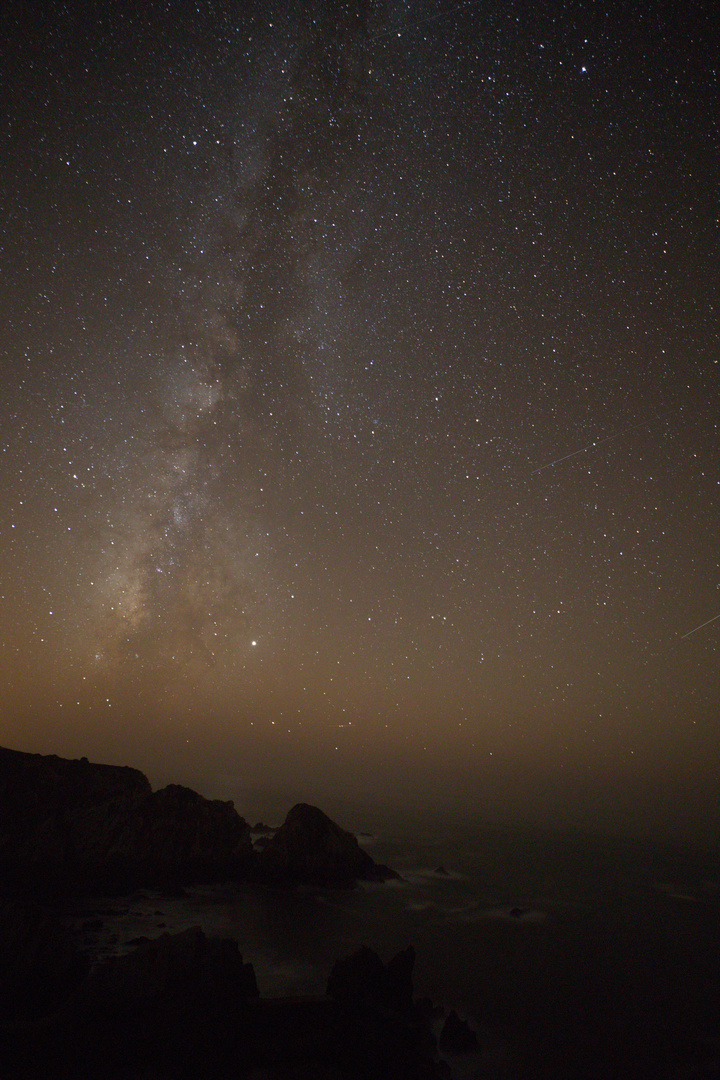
[1,0,718,840]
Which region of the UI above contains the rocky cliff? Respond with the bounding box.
[0,746,251,890]
[258,802,398,885]
[0,747,394,892]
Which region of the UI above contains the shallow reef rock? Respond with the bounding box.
[258,802,399,886]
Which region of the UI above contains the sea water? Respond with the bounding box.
[76,821,720,1078]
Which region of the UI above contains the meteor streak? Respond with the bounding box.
[680,612,720,639]
[531,415,664,476]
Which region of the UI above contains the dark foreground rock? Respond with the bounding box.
[86,925,259,1004]
[438,1009,480,1053]
[0,930,443,1079]
[0,747,393,893]
[327,944,415,1012]
[259,802,399,886]
[0,898,89,1020]
[0,748,415,1073]
[0,746,252,891]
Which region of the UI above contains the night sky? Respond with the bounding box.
[2,0,718,842]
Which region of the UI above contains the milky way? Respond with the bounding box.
[1,0,718,839]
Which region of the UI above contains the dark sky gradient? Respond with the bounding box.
[2,0,718,842]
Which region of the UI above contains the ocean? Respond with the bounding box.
[73,820,720,1079]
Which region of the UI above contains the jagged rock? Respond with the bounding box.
[416,996,446,1023]
[327,945,415,1013]
[258,803,398,886]
[0,746,252,890]
[61,782,253,880]
[87,925,258,1004]
[386,945,416,1010]
[1,933,442,1079]
[0,747,399,897]
[327,945,387,1003]
[438,1009,480,1053]
[324,946,439,1077]
[0,746,149,859]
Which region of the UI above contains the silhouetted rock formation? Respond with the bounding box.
[0,746,429,1074]
[438,1009,480,1053]
[0,746,149,849]
[0,931,443,1079]
[0,898,89,1020]
[258,802,398,886]
[0,746,250,891]
[327,944,416,1013]
[251,821,276,834]
[322,945,438,1078]
[0,747,396,894]
[86,925,259,1005]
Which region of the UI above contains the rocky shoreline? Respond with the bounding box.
[0,746,396,894]
[1,916,462,1079]
[0,746,475,1078]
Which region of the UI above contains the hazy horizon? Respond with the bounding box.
[3,722,716,851]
